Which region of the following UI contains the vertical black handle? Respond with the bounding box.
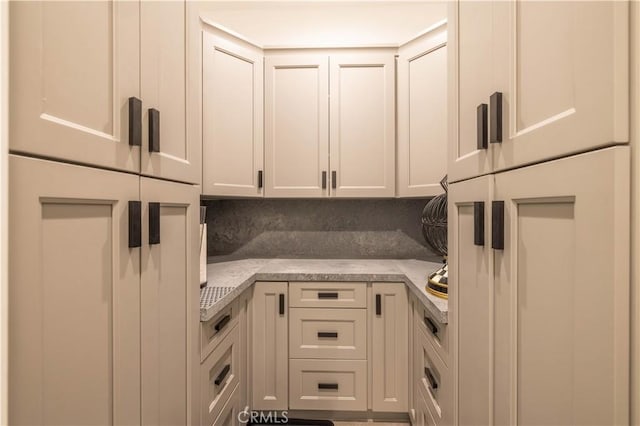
[375,294,381,316]
[474,201,485,246]
[149,202,160,245]
[279,294,285,315]
[490,92,503,144]
[128,97,142,147]
[322,171,327,189]
[331,171,337,189]
[148,108,160,152]
[477,103,488,149]
[128,201,141,248]
[258,170,263,189]
[492,200,505,250]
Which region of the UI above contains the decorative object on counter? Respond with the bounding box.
[421,175,448,299]
[200,206,208,289]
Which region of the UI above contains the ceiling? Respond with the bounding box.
[197,1,448,48]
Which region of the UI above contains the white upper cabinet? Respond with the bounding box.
[449,0,629,182]
[140,1,200,184]
[397,24,448,197]
[329,54,395,198]
[264,55,330,198]
[9,1,140,173]
[491,1,629,172]
[202,28,264,197]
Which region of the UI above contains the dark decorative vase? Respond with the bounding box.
[421,176,448,299]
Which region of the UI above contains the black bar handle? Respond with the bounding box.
[148,202,160,245]
[477,103,488,150]
[214,364,231,386]
[128,201,141,248]
[317,332,338,339]
[375,294,381,316]
[322,171,327,189]
[474,201,485,246]
[424,317,439,336]
[148,108,160,152]
[492,200,505,250]
[318,383,339,390]
[258,170,263,189]
[214,314,231,332]
[425,367,439,390]
[318,292,338,299]
[331,171,337,189]
[128,97,142,147]
[490,92,503,144]
[279,294,285,316]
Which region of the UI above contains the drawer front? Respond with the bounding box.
[417,382,437,426]
[290,308,367,359]
[200,300,239,362]
[415,302,449,365]
[212,384,240,426]
[415,326,450,426]
[289,359,367,411]
[289,282,367,308]
[201,325,240,426]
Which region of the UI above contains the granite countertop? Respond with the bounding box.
[200,258,448,324]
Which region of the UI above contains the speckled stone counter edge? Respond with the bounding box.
[200,263,448,324]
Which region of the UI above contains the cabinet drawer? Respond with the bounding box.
[416,382,437,426]
[415,302,449,366]
[212,383,240,426]
[289,282,367,308]
[416,326,450,426]
[200,300,239,362]
[289,359,367,411]
[200,325,240,426]
[289,308,367,359]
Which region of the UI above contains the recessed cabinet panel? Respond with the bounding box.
[265,56,329,198]
[9,1,140,172]
[203,30,264,196]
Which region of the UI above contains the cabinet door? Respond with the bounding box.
[140,1,200,184]
[447,0,494,183]
[492,1,629,172]
[329,54,395,197]
[140,177,199,426]
[493,146,630,426]
[371,283,409,412]
[9,155,140,425]
[448,175,493,426]
[202,30,264,197]
[9,1,140,172]
[397,25,448,197]
[251,282,288,410]
[264,55,329,198]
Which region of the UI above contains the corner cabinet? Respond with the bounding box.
[251,282,289,410]
[449,146,630,425]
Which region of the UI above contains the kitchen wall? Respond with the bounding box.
[203,198,441,262]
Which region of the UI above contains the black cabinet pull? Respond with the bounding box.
[492,200,505,250]
[318,292,338,299]
[317,331,338,339]
[279,294,285,315]
[322,171,327,189]
[148,202,160,245]
[424,317,439,335]
[474,201,485,246]
[375,294,381,316]
[318,383,339,390]
[258,170,263,189]
[214,364,231,386]
[425,367,439,390]
[128,201,141,248]
[331,171,337,189]
[148,108,160,152]
[490,92,503,144]
[214,314,231,332]
[128,97,142,147]
[477,103,488,150]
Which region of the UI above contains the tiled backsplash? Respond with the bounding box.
[202,198,440,262]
